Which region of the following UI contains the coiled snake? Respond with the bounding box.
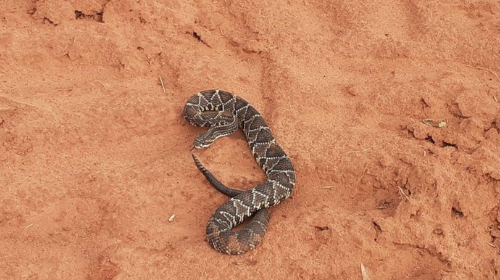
[183,89,296,255]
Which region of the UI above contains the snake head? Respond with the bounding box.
[191,116,238,151]
[193,135,214,150]
[192,128,220,150]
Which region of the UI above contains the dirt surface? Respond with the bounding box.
[1,0,500,279]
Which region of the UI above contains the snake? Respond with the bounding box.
[183,89,296,255]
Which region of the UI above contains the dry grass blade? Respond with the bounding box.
[94,80,107,90]
[465,64,500,82]
[159,75,166,93]
[357,163,369,183]
[361,263,371,280]
[422,118,446,128]
[399,186,410,201]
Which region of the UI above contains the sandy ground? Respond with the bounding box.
[1,0,500,279]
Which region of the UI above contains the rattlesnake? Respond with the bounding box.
[183,89,296,255]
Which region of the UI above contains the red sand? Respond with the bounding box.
[1,1,500,279]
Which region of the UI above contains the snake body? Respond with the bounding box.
[183,89,296,255]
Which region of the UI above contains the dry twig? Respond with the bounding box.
[168,214,176,222]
